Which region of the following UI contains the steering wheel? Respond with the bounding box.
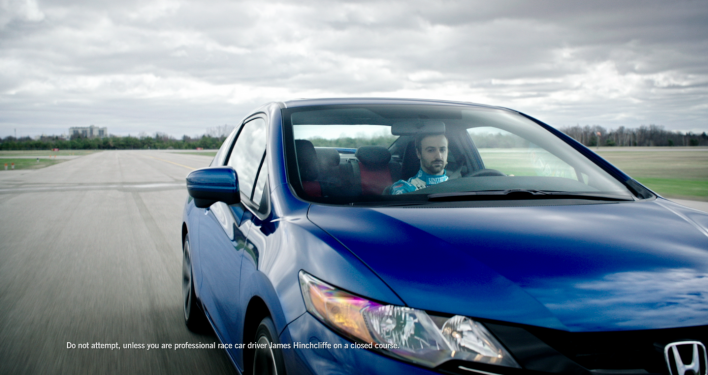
[468,168,506,177]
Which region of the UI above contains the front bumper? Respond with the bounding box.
[280,311,708,375]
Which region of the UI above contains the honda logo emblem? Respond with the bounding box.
[664,341,707,375]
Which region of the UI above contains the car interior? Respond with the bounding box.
[294,126,473,198]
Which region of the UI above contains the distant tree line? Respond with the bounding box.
[559,124,708,147]
[307,134,398,148]
[0,133,227,150]
[1,124,707,150]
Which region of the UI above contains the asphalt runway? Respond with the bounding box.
[1,150,706,375]
[0,151,237,375]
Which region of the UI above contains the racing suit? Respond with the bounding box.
[390,168,448,195]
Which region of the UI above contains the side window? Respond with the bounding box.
[252,155,268,211]
[467,127,577,179]
[227,118,267,202]
[211,127,239,166]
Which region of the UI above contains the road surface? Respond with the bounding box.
[0,151,237,375]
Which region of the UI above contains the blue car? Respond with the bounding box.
[182,98,708,375]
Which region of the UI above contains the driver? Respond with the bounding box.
[391,133,448,195]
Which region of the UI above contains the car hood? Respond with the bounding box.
[307,199,708,332]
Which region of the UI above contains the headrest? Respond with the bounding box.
[295,140,318,181]
[355,146,391,168]
[315,148,340,168]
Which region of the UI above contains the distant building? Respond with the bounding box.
[69,125,107,139]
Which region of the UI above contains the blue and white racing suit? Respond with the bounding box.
[390,169,448,195]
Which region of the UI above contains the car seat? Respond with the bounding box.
[315,147,349,197]
[354,146,402,195]
[295,140,321,197]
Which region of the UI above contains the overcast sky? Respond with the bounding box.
[1,0,707,138]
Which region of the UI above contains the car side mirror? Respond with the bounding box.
[187,167,240,208]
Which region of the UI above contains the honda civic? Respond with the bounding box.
[182,98,708,375]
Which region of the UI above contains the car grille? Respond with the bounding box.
[525,324,708,374]
[437,323,708,375]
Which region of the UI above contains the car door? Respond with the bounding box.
[240,152,270,276]
[199,116,267,344]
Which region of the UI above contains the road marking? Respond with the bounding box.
[147,156,197,170]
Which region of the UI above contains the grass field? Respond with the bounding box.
[171,151,217,157]
[0,150,95,171]
[598,150,708,201]
[0,150,97,156]
[478,149,708,201]
[0,158,68,171]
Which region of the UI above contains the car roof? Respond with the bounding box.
[279,97,507,111]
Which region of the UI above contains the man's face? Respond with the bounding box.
[416,134,448,175]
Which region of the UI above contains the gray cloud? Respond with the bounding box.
[1,0,708,137]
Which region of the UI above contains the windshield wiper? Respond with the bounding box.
[428,189,634,202]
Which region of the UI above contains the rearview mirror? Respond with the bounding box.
[186,167,240,208]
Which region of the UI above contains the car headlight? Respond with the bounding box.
[299,271,520,369]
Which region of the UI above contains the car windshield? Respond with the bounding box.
[283,104,635,205]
